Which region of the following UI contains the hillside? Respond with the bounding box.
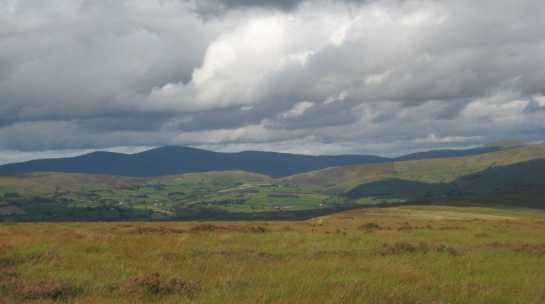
[0,171,279,221]
[0,146,388,178]
[0,145,505,178]
[394,146,502,161]
[284,144,545,192]
[346,159,545,208]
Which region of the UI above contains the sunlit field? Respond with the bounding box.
[2,206,545,303]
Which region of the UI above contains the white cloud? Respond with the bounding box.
[462,92,530,120]
[280,101,314,119]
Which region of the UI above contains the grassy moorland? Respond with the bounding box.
[2,206,545,303]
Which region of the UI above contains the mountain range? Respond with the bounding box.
[0,145,502,178]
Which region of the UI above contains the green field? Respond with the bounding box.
[0,171,389,221]
[2,206,545,303]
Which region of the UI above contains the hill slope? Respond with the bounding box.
[284,144,545,192]
[0,145,503,178]
[0,146,389,178]
[394,146,501,161]
[346,159,545,208]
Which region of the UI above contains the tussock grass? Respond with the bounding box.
[189,223,267,233]
[122,272,199,297]
[1,206,545,303]
[14,279,78,300]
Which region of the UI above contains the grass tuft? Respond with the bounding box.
[123,272,200,297]
[189,223,267,233]
[379,242,463,256]
[14,280,78,300]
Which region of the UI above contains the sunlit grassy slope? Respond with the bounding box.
[284,144,545,192]
[0,171,272,194]
[2,206,545,303]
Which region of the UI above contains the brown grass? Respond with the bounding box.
[397,222,433,231]
[189,223,267,233]
[358,222,384,232]
[14,280,77,300]
[132,226,186,235]
[123,272,200,297]
[1,206,545,303]
[378,242,464,256]
[513,244,545,256]
[487,242,545,256]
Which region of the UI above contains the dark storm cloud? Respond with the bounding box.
[193,0,304,15]
[192,0,371,16]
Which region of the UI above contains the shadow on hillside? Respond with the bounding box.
[346,159,545,209]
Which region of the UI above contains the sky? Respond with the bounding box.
[0,0,545,163]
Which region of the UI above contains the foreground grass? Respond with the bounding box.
[2,206,545,303]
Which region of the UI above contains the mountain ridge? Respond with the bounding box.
[0,145,503,178]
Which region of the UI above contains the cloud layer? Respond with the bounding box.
[1,0,545,162]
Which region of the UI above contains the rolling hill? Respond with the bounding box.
[0,146,389,178]
[0,145,504,178]
[284,144,545,192]
[346,159,545,208]
[394,146,502,161]
[282,144,545,209]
